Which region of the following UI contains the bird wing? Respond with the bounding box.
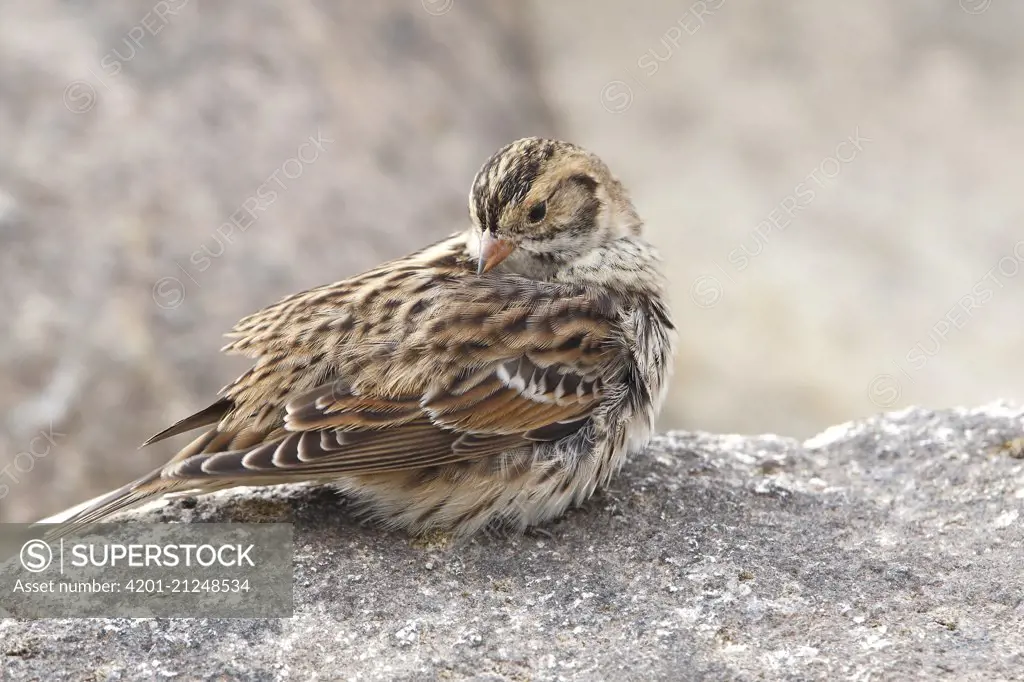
[154,270,624,482]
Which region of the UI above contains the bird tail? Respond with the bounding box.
[36,470,186,541]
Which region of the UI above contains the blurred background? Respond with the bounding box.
[1,1,1021,521]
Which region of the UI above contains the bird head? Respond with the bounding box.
[466,138,642,276]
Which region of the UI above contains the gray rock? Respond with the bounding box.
[3,404,1023,681]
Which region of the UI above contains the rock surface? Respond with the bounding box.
[3,404,1023,681]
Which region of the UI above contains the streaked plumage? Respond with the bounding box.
[52,138,675,536]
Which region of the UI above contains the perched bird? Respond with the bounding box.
[54,138,675,537]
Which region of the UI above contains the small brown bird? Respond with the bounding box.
[56,138,675,536]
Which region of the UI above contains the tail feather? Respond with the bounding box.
[38,471,186,541]
[140,398,232,447]
[40,422,283,540]
[39,403,262,540]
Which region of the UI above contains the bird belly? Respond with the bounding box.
[333,439,628,536]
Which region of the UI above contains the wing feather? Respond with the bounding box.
[70,251,625,523]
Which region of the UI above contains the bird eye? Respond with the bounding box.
[527,201,547,223]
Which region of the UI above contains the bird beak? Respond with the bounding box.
[477,232,515,274]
